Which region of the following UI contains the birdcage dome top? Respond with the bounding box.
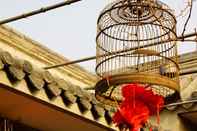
[97,0,176,44]
[95,0,179,106]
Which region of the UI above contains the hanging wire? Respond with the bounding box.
[164,98,197,107]
[181,0,193,37]
[0,0,81,25]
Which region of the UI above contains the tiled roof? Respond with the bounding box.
[0,50,116,129]
[1,49,197,130]
[0,25,97,87]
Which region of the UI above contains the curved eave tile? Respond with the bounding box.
[0,50,117,130]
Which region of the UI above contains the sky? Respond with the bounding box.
[0,0,197,73]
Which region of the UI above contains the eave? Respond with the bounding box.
[0,82,114,131]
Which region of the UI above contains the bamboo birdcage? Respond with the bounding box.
[95,0,180,106]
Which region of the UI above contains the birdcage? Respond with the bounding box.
[95,0,180,106]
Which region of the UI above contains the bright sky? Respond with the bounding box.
[0,0,197,73]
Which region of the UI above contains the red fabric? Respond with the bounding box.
[113,84,164,131]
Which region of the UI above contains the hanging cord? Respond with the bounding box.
[181,0,193,39]
[0,0,81,25]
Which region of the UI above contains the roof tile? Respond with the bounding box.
[43,70,54,84]
[22,60,33,74]
[57,79,72,91]
[8,66,25,81]
[62,91,77,105]
[91,104,105,119]
[0,51,14,66]
[77,97,92,112]
[46,82,62,98]
[26,73,45,90]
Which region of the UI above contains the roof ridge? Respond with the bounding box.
[0,25,98,85]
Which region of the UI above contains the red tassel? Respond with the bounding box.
[113,84,164,131]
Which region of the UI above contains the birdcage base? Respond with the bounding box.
[95,73,180,106]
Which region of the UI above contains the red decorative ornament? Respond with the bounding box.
[112,84,164,131]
